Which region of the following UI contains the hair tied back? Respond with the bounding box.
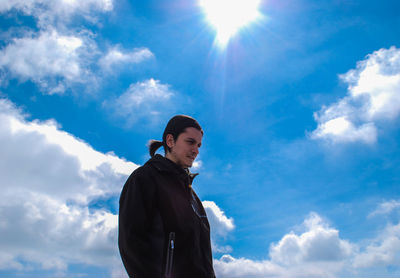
[149,140,163,157]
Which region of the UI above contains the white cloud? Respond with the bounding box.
[214,255,346,278]
[270,213,354,265]
[111,265,129,278]
[8,112,135,175]
[369,200,400,217]
[0,31,154,95]
[99,47,154,71]
[106,79,175,126]
[1,0,154,98]
[0,30,96,94]
[354,222,400,268]
[213,205,400,278]
[118,79,173,107]
[0,98,137,203]
[312,115,377,144]
[0,193,120,270]
[312,46,400,143]
[203,201,235,237]
[354,200,400,269]
[203,201,235,253]
[214,213,355,278]
[0,0,113,14]
[214,255,284,278]
[0,98,137,273]
[0,0,113,27]
[191,159,203,171]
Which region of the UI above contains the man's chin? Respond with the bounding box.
[177,160,192,169]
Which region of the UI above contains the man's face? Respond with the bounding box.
[166,127,203,168]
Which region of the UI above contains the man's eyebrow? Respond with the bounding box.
[186,137,201,145]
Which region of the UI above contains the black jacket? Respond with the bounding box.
[118,154,216,278]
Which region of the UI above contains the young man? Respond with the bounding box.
[118,115,216,278]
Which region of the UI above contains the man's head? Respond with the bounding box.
[165,127,202,168]
[149,115,203,168]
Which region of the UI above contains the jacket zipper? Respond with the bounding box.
[164,232,175,278]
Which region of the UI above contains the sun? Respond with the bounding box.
[200,0,262,47]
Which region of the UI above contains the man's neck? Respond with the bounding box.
[164,154,186,170]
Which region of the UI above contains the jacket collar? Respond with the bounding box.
[148,154,199,184]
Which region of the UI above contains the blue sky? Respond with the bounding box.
[1,0,400,277]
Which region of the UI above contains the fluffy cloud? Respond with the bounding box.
[105,79,175,126]
[214,255,284,278]
[1,0,154,97]
[369,200,400,217]
[355,200,400,269]
[0,30,96,94]
[312,46,400,143]
[214,255,346,278]
[312,115,377,144]
[0,0,113,14]
[269,213,353,265]
[99,47,154,71]
[0,98,137,273]
[214,213,354,278]
[203,200,235,253]
[0,98,137,203]
[203,201,235,237]
[117,79,173,107]
[0,30,154,95]
[0,0,113,27]
[214,203,400,278]
[191,159,203,172]
[354,223,400,268]
[0,193,120,270]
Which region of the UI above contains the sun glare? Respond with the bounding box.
[200,0,261,47]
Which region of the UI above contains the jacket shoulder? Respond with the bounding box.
[119,162,159,205]
[131,162,156,177]
[124,161,158,187]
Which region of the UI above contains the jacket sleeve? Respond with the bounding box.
[118,171,160,278]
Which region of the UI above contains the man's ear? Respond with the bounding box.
[165,134,175,148]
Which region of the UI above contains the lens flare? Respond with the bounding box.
[200,0,261,47]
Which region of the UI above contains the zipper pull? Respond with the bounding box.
[165,232,175,278]
[169,232,175,249]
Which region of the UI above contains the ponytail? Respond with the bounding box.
[149,140,163,157]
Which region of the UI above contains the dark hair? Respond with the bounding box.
[149,115,203,157]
